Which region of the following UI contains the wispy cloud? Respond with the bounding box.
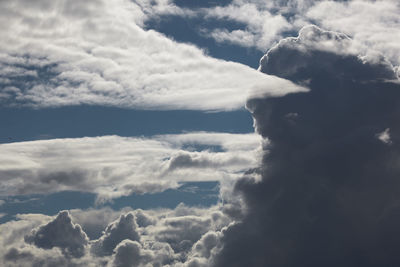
[0,0,303,111]
[158,0,400,69]
[0,132,261,199]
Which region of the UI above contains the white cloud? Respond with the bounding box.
[377,128,392,145]
[0,0,303,111]
[167,0,400,69]
[0,132,261,199]
[203,1,291,50]
[307,0,400,66]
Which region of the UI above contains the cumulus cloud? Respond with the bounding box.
[112,240,153,267]
[25,211,89,258]
[0,0,303,111]
[91,212,140,256]
[257,25,396,82]
[0,205,231,266]
[213,26,400,266]
[190,231,222,259]
[70,207,134,240]
[0,132,261,199]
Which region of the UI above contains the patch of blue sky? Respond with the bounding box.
[144,14,264,68]
[0,106,253,143]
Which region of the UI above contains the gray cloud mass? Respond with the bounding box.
[213,26,400,266]
[24,211,89,258]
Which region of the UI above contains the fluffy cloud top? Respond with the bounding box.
[0,0,303,111]
[307,0,400,66]
[25,211,88,258]
[112,240,153,267]
[0,132,261,199]
[91,212,140,256]
[1,205,232,266]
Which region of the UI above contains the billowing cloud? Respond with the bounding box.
[91,212,140,256]
[190,231,222,259]
[0,132,261,199]
[0,205,232,266]
[25,211,89,258]
[112,240,153,267]
[0,0,303,111]
[213,26,400,266]
[307,0,400,66]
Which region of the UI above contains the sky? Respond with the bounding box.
[1,0,400,266]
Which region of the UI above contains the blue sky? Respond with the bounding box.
[1,0,400,266]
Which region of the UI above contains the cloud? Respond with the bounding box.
[3,248,34,263]
[307,0,400,66]
[190,231,222,259]
[0,132,261,199]
[25,211,89,258]
[0,0,303,111]
[158,0,400,71]
[70,207,134,240]
[91,212,140,256]
[202,1,291,50]
[0,204,232,266]
[213,26,400,266]
[152,215,212,252]
[377,128,392,145]
[3,247,70,267]
[257,25,396,82]
[112,240,153,267]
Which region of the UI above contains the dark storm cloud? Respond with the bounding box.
[213,26,400,267]
[25,211,89,258]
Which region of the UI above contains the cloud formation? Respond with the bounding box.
[0,0,303,111]
[0,205,232,266]
[25,211,89,258]
[157,0,400,70]
[213,26,400,266]
[91,212,140,256]
[0,132,261,200]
